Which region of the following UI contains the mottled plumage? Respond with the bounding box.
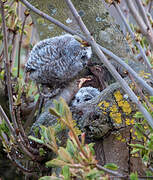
[72,86,100,112]
[71,86,100,131]
[25,34,92,89]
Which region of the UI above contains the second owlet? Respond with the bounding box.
[25,34,92,95]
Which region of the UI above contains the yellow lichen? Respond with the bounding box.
[110,112,122,124]
[98,100,110,108]
[125,118,135,126]
[125,118,131,125]
[115,134,126,142]
[110,104,118,112]
[114,90,123,102]
[118,100,124,107]
[121,101,132,115]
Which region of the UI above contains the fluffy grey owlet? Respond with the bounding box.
[72,86,100,113]
[25,34,92,95]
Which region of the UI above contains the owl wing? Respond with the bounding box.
[25,38,63,72]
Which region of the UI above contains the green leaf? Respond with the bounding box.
[39,148,46,156]
[129,144,145,149]
[134,112,144,118]
[131,148,140,154]
[142,154,149,162]
[49,108,61,118]
[150,96,153,103]
[28,135,44,144]
[58,147,73,163]
[46,159,70,167]
[104,163,118,170]
[86,169,104,179]
[39,176,59,180]
[130,172,138,180]
[40,125,49,141]
[86,169,104,180]
[0,119,10,136]
[37,18,45,24]
[146,170,153,177]
[62,166,70,180]
[88,143,95,156]
[0,34,3,40]
[66,139,76,157]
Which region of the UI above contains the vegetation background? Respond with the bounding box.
[0,0,153,179]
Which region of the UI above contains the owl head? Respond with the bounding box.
[72,86,100,108]
[62,34,92,67]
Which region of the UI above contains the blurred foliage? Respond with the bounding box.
[0,0,153,179]
[130,96,153,177]
[30,98,118,179]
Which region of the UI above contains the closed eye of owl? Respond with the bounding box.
[72,86,100,107]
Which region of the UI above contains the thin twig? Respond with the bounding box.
[0,105,35,159]
[0,105,16,137]
[16,106,39,155]
[17,10,28,78]
[126,0,153,49]
[0,1,19,130]
[24,97,41,130]
[128,73,153,112]
[113,2,153,77]
[7,153,33,173]
[100,46,153,96]
[64,0,153,129]
[135,126,151,141]
[1,1,38,159]
[10,31,18,71]
[148,0,153,13]
[19,0,153,96]
[60,116,89,160]
[135,0,152,31]
[5,0,15,17]
[96,164,125,177]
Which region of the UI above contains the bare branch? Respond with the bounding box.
[0,105,16,138]
[135,0,152,31]
[113,3,153,76]
[0,1,18,130]
[17,9,29,78]
[126,0,153,49]
[19,0,153,96]
[7,153,33,173]
[96,164,124,178]
[10,32,18,71]
[64,0,153,129]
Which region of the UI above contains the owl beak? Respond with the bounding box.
[74,35,90,47]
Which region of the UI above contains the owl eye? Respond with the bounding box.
[81,55,87,60]
[76,98,80,103]
[84,97,92,101]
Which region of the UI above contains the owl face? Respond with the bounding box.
[64,38,92,66]
[72,87,100,107]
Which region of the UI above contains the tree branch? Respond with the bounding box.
[113,2,153,77]
[19,0,153,96]
[64,0,153,129]
[0,105,16,138]
[17,9,28,77]
[96,164,125,178]
[0,1,18,131]
[126,0,153,49]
